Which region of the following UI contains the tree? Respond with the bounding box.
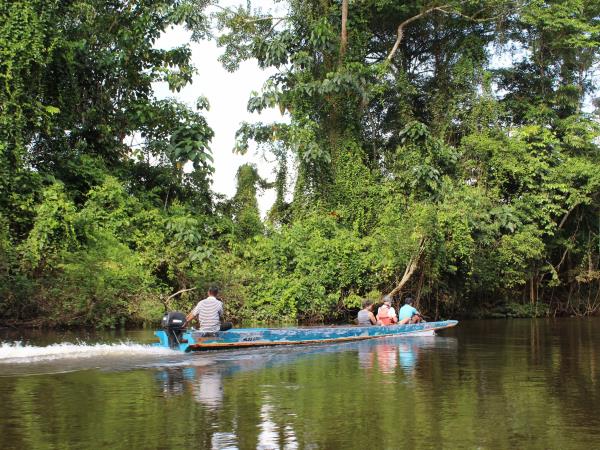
[232,164,264,240]
[0,0,214,221]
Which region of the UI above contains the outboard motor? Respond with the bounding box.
[161,311,187,349]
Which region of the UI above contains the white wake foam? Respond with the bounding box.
[0,341,177,364]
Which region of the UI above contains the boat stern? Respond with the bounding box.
[154,311,196,352]
[154,329,195,352]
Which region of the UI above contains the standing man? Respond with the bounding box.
[398,297,424,324]
[185,286,232,332]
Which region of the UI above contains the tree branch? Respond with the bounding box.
[162,287,198,312]
[387,237,427,298]
[212,3,288,25]
[386,3,504,62]
[558,204,578,229]
[387,6,449,61]
[166,287,198,302]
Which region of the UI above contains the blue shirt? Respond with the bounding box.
[399,304,418,321]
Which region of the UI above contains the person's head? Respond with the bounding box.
[382,295,392,306]
[405,297,413,305]
[362,299,373,310]
[208,286,219,297]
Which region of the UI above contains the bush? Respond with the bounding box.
[52,230,159,327]
[229,214,380,321]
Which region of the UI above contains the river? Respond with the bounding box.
[0,319,599,449]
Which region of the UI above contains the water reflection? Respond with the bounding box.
[156,366,224,410]
[156,368,187,396]
[4,321,600,449]
[156,336,458,400]
[191,370,224,410]
[257,400,298,450]
[376,344,398,374]
[398,342,417,372]
[356,336,457,375]
[211,432,238,450]
[358,341,375,370]
[153,336,458,448]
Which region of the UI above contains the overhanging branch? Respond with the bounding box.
[387,237,427,298]
[386,3,504,62]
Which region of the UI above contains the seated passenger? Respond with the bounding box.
[357,299,377,326]
[398,297,424,324]
[376,295,398,325]
[184,286,233,332]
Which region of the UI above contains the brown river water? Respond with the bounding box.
[0,318,599,449]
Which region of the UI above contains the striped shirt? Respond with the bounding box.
[191,296,223,332]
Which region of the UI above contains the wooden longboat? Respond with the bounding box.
[154,320,458,352]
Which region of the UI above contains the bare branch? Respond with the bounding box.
[558,203,578,229]
[387,237,427,298]
[212,3,288,25]
[386,3,506,62]
[435,6,505,23]
[387,5,449,61]
[166,287,197,302]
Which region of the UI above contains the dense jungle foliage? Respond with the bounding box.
[1,0,599,327]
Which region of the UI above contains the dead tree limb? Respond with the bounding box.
[387,6,449,61]
[387,237,427,298]
[162,287,198,311]
[558,204,578,229]
[386,3,503,62]
[166,287,198,302]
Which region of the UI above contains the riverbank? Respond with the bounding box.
[2,299,598,330]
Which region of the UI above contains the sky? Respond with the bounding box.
[153,1,284,216]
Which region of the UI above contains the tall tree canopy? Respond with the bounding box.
[219,0,600,317]
[1,0,599,326]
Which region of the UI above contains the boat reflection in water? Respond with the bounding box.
[154,335,457,449]
[156,333,458,399]
[189,369,223,409]
[356,335,457,375]
[155,366,224,411]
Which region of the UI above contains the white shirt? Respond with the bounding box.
[377,305,397,320]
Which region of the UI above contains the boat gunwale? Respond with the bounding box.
[188,320,458,335]
[184,321,458,351]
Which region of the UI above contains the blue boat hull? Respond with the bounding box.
[154,320,458,352]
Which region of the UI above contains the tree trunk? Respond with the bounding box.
[339,0,348,60]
